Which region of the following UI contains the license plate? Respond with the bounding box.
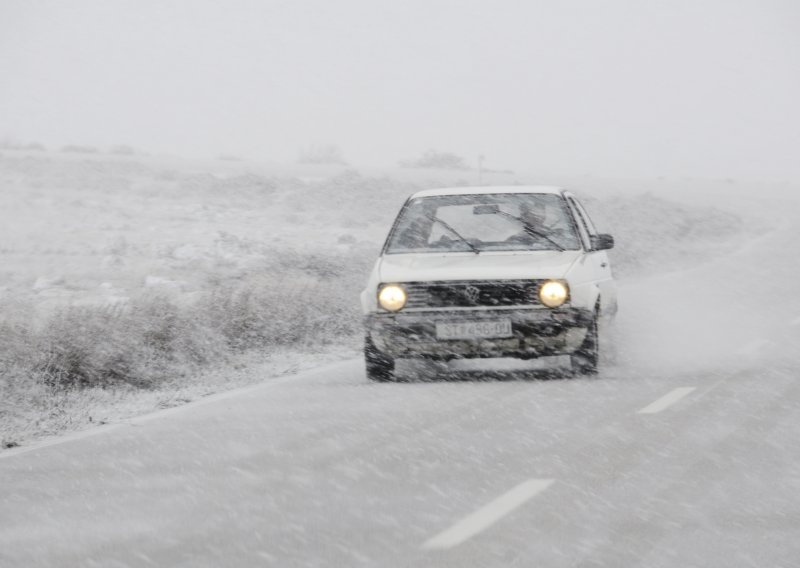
[435,319,513,340]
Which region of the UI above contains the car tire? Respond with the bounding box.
[570,314,599,376]
[365,335,395,382]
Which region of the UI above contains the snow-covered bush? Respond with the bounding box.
[61,145,99,154]
[201,249,368,351]
[0,140,46,151]
[0,301,37,377]
[297,144,347,165]
[399,149,470,170]
[33,296,223,389]
[0,249,367,394]
[109,145,136,155]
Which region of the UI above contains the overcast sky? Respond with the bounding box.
[1,0,798,179]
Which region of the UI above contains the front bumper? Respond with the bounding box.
[365,307,593,360]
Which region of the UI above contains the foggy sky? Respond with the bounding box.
[1,0,798,179]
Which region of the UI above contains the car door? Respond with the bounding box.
[564,193,617,317]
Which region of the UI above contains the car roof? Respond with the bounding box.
[410,185,566,199]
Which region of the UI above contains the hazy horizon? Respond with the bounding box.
[1,0,798,180]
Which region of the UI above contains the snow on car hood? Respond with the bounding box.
[378,250,582,282]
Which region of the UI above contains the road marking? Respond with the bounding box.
[422,478,554,550]
[637,387,696,414]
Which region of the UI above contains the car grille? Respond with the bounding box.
[403,280,542,309]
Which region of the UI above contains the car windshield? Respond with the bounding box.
[385,193,581,254]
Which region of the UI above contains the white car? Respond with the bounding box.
[361,186,617,380]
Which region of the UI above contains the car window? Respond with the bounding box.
[385,193,581,254]
[565,197,591,250]
[570,197,598,236]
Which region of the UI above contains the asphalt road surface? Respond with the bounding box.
[2,189,799,567]
[2,355,798,567]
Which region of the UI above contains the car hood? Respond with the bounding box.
[378,251,582,283]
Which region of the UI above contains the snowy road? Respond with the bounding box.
[2,188,799,567]
[2,357,798,567]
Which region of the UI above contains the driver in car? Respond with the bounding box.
[506,202,551,243]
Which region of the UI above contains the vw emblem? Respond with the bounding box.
[463,285,481,304]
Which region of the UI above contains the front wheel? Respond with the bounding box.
[365,335,395,382]
[570,316,599,376]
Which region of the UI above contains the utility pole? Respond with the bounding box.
[477,154,484,185]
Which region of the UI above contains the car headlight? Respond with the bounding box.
[378,284,407,312]
[539,280,569,308]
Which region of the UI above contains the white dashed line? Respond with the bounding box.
[422,478,554,550]
[637,387,697,414]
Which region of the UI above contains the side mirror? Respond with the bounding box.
[591,234,614,251]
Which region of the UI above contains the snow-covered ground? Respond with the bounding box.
[0,147,793,449]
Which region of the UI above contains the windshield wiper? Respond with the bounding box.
[424,214,480,254]
[491,210,566,251]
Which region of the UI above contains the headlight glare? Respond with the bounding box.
[378,284,407,311]
[539,280,568,308]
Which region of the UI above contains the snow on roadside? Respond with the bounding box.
[1,343,359,451]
